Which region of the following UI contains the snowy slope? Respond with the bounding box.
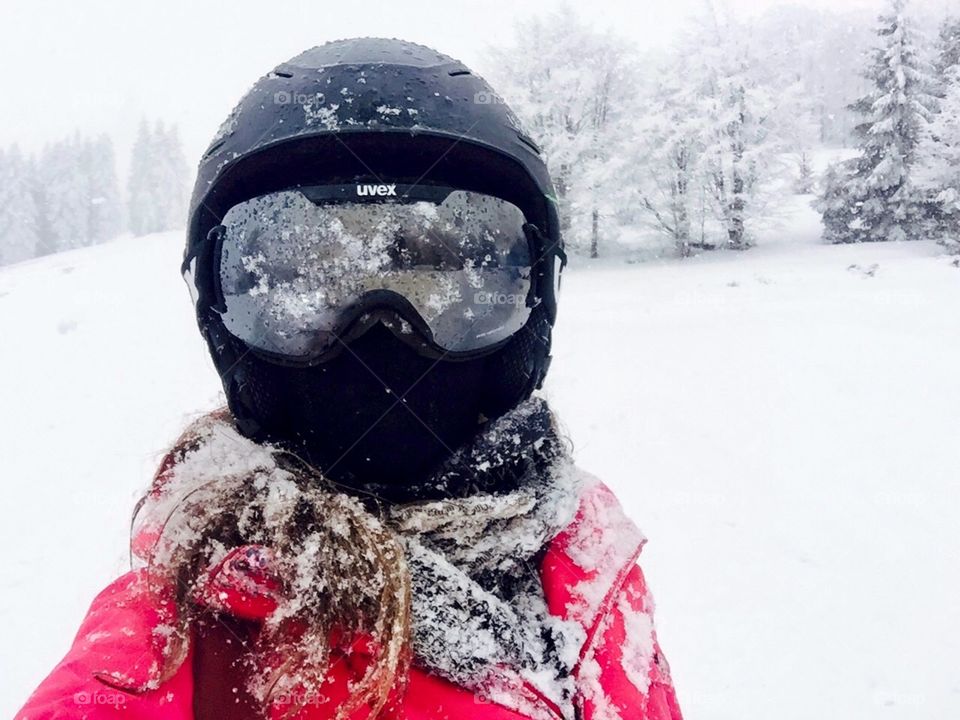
[0,233,223,712]
[1,217,959,718]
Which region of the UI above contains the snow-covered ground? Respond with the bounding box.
[1,205,959,718]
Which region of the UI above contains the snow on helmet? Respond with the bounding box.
[181,38,565,489]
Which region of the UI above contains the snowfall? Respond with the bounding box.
[0,195,958,719]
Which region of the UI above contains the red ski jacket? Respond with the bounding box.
[16,480,682,720]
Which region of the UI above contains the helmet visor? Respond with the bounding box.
[216,186,534,360]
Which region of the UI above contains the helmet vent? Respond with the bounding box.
[271,70,294,79]
[517,133,542,155]
[202,139,226,159]
[448,69,471,77]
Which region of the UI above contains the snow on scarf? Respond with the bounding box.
[388,398,585,715]
[138,398,585,718]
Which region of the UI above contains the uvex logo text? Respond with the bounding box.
[356,183,398,196]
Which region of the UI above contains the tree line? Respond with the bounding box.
[482,0,960,258]
[4,3,957,268]
[0,120,189,266]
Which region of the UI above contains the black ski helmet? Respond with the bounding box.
[183,38,565,489]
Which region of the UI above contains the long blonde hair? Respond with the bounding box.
[133,410,412,719]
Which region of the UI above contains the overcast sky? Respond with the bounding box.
[0,0,946,169]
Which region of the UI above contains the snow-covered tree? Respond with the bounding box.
[482,6,636,257]
[0,146,40,266]
[128,120,160,235]
[754,6,874,147]
[725,8,824,195]
[817,0,938,244]
[31,133,123,253]
[918,68,960,248]
[83,134,122,244]
[816,158,860,244]
[935,16,960,75]
[156,122,189,229]
[685,8,789,250]
[633,108,699,256]
[628,6,798,256]
[794,152,816,194]
[701,75,763,250]
[128,120,189,236]
[630,58,707,257]
[915,18,960,249]
[37,135,91,252]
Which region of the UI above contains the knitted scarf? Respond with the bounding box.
[389,398,584,716]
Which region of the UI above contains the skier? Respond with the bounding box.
[17,39,682,720]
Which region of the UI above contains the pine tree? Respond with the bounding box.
[935,16,960,76]
[30,153,56,258]
[0,146,41,266]
[85,134,122,244]
[31,133,123,253]
[128,120,159,236]
[818,0,937,244]
[38,135,90,251]
[128,119,189,236]
[925,68,960,249]
[915,17,960,250]
[154,121,189,231]
[816,159,861,244]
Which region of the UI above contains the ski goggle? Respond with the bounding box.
[213,185,540,361]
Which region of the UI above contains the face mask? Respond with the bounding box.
[224,316,548,497]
